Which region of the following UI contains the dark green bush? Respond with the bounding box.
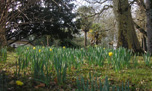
[7,46,15,52]
[0,47,7,62]
[60,39,81,48]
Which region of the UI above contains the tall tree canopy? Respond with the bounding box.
[77,6,94,46]
[0,0,40,48]
[5,0,79,45]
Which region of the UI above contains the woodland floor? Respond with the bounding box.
[0,52,152,91]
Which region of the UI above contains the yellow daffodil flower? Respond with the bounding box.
[103,48,105,50]
[33,47,36,50]
[16,80,24,86]
[89,29,93,33]
[94,45,97,47]
[109,52,113,57]
[50,48,53,51]
[63,46,66,49]
[39,49,41,52]
[27,47,29,50]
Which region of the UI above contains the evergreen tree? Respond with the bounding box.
[6,0,79,45]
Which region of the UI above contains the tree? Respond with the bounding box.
[88,23,106,45]
[113,0,143,53]
[145,0,152,54]
[134,3,147,52]
[133,0,152,54]
[77,6,94,47]
[0,0,40,48]
[6,0,79,45]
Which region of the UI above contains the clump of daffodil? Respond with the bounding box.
[33,47,36,50]
[16,80,24,86]
[5,73,9,76]
[39,49,41,52]
[63,46,66,49]
[103,48,105,50]
[94,45,97,47]
[89,29,93,33]
[87,45,90,48]
[50,48,53,51]
[109,52,113,57]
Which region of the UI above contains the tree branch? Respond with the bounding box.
[136,0,146,11]
[133,21,147,37]
[87,5,113,18]
[85,0,108,4]
[129,0,136,6]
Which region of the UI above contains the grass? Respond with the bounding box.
[0,47,152,91]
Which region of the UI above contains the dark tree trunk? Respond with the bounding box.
[95,34,99,45]
[146,0,152,54]
[0,26,7,48]
[113,0,143,53]
[142,35,147,52]
[47,35,49,46]
[84,31,87,47]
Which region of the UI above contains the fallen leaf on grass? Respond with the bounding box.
[54,77,58,83]
[59,89,64,91]
[35,83,45,89]
[9,81,15,85]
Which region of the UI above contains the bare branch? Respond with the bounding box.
[133,21,147,37]
[85,0,108,4]
[136,0,146,11]
[129,0,136,6]
[88,5,113,17]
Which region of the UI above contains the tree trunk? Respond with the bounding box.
[146,0,152,54]
[0,26,7,48]
[84,31,87,47]
[47,35,49,46]
[113,0,143,53]
[95,34,99,45]
[142,35,147,52]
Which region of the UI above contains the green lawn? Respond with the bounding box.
[0,47,152,91]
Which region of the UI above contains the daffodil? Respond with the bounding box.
[50,48,52,51]
[63,46,66,49]
[42,46,45,48]
[16,80,24,86]
[27,47,29,50]
[33,47,36,50]
[39,49,41,52]
[94,45,97,47]
[5,73,9,76]
[89,29,93,33]
[109,52,113,57]
[103,48,105,50]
